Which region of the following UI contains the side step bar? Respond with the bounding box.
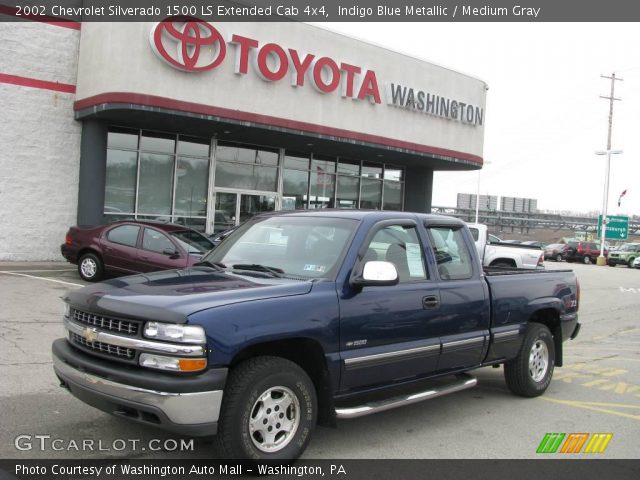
[335,373,477,419]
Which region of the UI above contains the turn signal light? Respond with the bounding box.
[178,358,208,372]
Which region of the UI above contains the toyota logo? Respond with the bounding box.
[150,17,226,72]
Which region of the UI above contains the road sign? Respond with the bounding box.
[597,215,629,240]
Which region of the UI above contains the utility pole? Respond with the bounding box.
[596,72,623,266]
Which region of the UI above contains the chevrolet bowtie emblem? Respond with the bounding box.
[83,327,99,343]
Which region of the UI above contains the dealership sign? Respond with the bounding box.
[149,19,484,126]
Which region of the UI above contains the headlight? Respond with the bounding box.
[143,322,206,344]
[139,353,207,372]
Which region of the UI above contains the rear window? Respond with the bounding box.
[106,225,140,247]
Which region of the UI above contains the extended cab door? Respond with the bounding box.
[424,224,490,371]
[338,220,442,392]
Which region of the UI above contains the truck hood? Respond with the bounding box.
[64,267,314,324]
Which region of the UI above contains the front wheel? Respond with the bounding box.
[555,254,563,262]
[628,258,635,268]
[216,356,317,460]
[583,256,591,264]
[504,323,555,397]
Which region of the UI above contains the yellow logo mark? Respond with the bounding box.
[584,433,613,454]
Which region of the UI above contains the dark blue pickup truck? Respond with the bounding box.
[52,211,580,460]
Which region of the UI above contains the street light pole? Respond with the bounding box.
[596,72,623,266]
[474,161,491,224]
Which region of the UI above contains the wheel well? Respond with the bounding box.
[490,258,517,267]
[231,338,336,427]
[529,309,563,367]
[77,248,101,263]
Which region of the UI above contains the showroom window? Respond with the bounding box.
[215,141,279,192]
[104,129,210,231]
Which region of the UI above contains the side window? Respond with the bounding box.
[106,225,140,247]
[365,225,427,282]
[426,226,473,280]
[142,228,175,254]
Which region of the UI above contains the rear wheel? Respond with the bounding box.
[504,323,555,397]
[583,256,591,264]
[555,254,563,262]
[78,252,103,282]
[628,258,635,268]
[216,356,317,460]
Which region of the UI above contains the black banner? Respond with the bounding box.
[3,0,640,22]
[1,460,640,480]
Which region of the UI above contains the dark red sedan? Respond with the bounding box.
[61,220,215,281]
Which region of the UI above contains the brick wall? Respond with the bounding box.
[0,22,81,260]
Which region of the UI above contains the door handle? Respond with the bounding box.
[140,255,149,261]
[422,295,440,309]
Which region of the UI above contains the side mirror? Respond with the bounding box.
[162,247,180,258]
[351,261,399,288]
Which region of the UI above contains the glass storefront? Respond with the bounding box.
[104,128,405,233]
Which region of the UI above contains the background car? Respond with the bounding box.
[607,243,640,268]
[61,220,215,281]
[521,240,547,248]
[633,257,640,269]
[544,243,568,261]
[564,241,608,264]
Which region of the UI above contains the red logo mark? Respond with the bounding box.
[151,18,226,72]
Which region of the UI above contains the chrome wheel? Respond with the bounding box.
[529,340,549,382]
[80,258,97,278]
[555,254,562,262]
[583,256,591,264]
[249,386,300,453]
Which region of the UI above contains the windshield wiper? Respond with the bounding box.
[232,264,284,278]
[193,260,227,271]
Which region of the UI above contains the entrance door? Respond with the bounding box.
[212,191,276,233]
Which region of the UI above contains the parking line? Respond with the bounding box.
[0,271,83,287]
[540,397,640,421]
[0,269,75,273]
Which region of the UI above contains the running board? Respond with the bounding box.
[335,374,477,419]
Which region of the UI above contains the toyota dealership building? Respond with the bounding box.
[0,17,487,260]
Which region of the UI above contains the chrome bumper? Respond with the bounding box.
[53,355,223,431]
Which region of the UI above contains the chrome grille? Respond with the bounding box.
[70,332,135,360]
[71,309,139,336]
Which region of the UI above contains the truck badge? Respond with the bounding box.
[83,327,99,343]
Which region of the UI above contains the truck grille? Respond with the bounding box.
[71,308,140,336]
[69,332,135,360]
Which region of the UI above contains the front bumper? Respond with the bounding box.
[52,338,226,436]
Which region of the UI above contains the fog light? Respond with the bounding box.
[139,353,207,372]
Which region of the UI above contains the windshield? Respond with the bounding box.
[201,216,358,279]
[170,230,213,255]
[619,244,639,252]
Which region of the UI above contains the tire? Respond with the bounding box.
[77,252,103,282]
[555,254,563,262]
[216,356,317,460]
[583,256,591,264]
[609,262,616,267]
[628,258,635,268]
[504,323,555,397]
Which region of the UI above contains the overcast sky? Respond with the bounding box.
[317,23,640,215]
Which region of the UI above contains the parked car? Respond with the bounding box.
[61,220,215,281]
[607,243,640,268]
[633,256,640,268]
[467,224,544,269]
[544,243,568,261]
[563,241,607,264]
[521,240,548,248]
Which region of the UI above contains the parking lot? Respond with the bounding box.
[0,261,638,459]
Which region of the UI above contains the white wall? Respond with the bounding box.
[0,22,81,260]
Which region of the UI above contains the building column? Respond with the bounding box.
[404,166,434,213]
[77,120,107,225]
